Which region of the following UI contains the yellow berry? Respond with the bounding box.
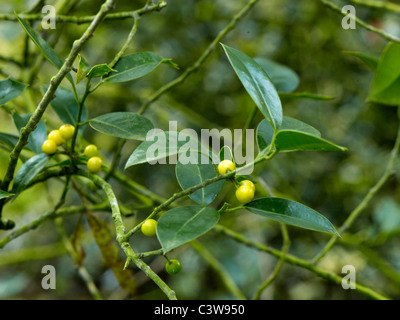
[235,185,255,204]
[59,124,75,140]
[84,144,99,158]
[239,180,255,191]
[87,156,103,173]
[141,219,157,237]
[218,160,236,175]
[41,139,58,155]
[47,130,65,146]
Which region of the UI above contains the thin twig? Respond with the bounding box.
[319,0,400,44]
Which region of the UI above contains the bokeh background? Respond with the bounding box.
[0,0,399,300]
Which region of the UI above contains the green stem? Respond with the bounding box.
[252,223,290,300]
[0,1,167,24]
[214,224,390,300]
[350,0,400,13]
[319,0,400,44]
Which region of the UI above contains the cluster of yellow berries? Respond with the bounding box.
[41,124,75,155]
[217,159,255,204]
[84,144,103,174]
[41,124,103,174]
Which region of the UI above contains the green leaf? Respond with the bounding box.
[87,212,136,296]
[125,131,202,168]
[12,113,47,154]
[368,42,400,106]
[344,51,378,71]
[12,153,49,193]
[0,132,20,149]
[46,86,88,126]
[245,197,339,235]
[0,78,27,105]
[87,64,114,79]
[0,190,14,200]
[102,52,171,83]
[76,55,91,85]
[175,157,224,206]
[157,206,220,253]
[89,112,154,140]
[255,58,299,93]
[271,116,346,152]
[16,15,73,84]
[256,119,274,155]
[221,44,283,131]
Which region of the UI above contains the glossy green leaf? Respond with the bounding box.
[245,197,339,235]
[270,116,346,152]
[46,86,88,126]
[157,206,220,253]
[76,55,91,84]
[102,52,173,83]
[125,131,202,168]
[0,132,19,149]
[89,112,154,140]
[176,157,224,206]
[344,51,378,71]
[16,15,73,84]
[12,113,47,154]
[280,116,321,137]
[222,44,282,131]
[12,153,49,193]
[0,78,27,105]
[87,212,136,296]
[368,42,400,106]
[255,57,300,93]
[0,190,14,200]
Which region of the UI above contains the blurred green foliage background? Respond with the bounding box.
[0,0,400,300]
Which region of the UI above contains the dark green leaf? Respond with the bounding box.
[16,15,73,84]
[157,206,220,253]
[245,197,339,235]
[368,42,400,106]
[0,78,27,105]
[255,57,299,93]
[0,190,14,200]
[0,132,19,149]
[89,112,154,140]
[12,113,47,154]
[256,119,274,154]
[12,153,49,193]
[46,86,88,126]
[176,156,224,206]
[222,44,282,131]
[273,116,347,152]
[102,52,170,83]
